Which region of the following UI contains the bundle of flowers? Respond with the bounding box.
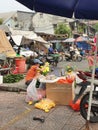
[40,62,50,76]
[66,65,74,73]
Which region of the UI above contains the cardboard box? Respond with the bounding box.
[46,82,75,105]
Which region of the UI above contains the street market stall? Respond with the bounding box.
[26,64,76,106]
[0,30,16,75]
[16,0,98,128]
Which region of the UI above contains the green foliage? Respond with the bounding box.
[3,74,24,83]
[93,23,98,32]
[77,24,86,34]
[54,23,71,36]
[0,18,3,25]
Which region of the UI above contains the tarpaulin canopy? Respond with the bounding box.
[33,36,48,44]
[10,28,37,39]
[16,0,98,20]
[62,38,75,43]
[11,35,23,46]
[10,29,37,45]
[11,35,48,45]
[75,36,89,42]
[10,28,48,45]
[0,30,16,57]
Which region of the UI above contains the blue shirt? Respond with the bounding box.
[48,47,53,53]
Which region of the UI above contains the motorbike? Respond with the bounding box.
[39,53,60,67]
[26,52,60,71]
[74,71,98,123]
[64,51,82,62]
[46,54,59,67]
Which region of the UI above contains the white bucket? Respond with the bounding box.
[0,75,3,84]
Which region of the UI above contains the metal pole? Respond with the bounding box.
[87,33,98,121]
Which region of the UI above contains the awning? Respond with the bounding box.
[10,28,37,45]
[10,29,48,45]
[33,36,48,44]
[62,38,75,43]
[10,28,37,39]
[11,35,23,46]
[75,36,89,42]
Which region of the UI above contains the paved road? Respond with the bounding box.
[50,59,89,77]
[58,59,89,71]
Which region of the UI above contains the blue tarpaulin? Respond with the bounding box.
[76,41,91,50]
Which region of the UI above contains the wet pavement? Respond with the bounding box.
[0,59,98,130]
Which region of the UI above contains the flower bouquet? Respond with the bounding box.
[40,62,50,76]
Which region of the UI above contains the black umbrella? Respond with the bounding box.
[16,0,76,18]
[16,0,98,20]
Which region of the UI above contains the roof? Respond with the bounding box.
[0,11,16,23]
[0,11,33,24]
[10,28,37,38]
[0,24,11,34]
[10,28,37,45]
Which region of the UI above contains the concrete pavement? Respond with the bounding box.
[0,91,86,130]
[0,90,98,130]
[0,59,98,130]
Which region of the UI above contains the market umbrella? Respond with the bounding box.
[75,36,89,42]
[74,0,98,19]
[62,38,75,43]
[15,0,76,18]
[16,0,98,20]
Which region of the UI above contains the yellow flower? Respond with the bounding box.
[40,63,50,76]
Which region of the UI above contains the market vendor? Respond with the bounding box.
[25,59,46,89]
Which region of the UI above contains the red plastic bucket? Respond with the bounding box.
[15,58,26,73]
